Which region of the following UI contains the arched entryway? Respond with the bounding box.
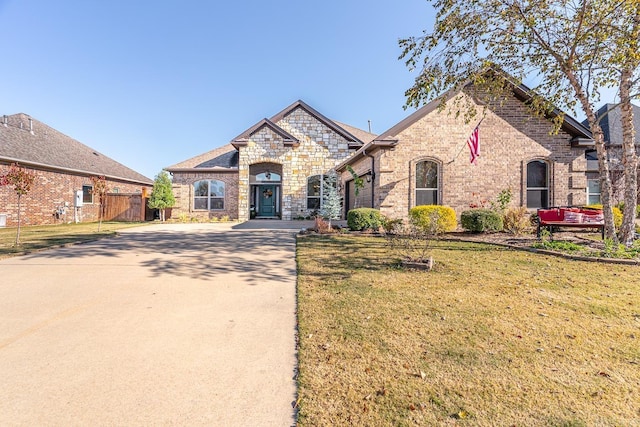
[249,163,283,219]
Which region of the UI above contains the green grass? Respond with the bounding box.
[296,235,640,426]
[0,222,147,258]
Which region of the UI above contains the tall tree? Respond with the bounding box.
[614,0,640,246]
[148,171,175,222]
[90,176,108,232]
[399,0,635,243]
[1,163,36,245]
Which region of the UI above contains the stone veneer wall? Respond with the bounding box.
[170,171,239,220]
[237,107,355,220]
[345,91,590,221]
[0,164,149,227]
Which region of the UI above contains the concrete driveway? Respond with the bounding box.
[0,223,299,426]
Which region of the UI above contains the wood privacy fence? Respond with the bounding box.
[103,193,155,222]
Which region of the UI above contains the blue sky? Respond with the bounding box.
[0,0,435,179]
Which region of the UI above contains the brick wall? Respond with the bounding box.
[0,164,150,227]
[343,90,590,221]
[170,171,239,220]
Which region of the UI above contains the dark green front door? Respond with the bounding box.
[259,185,276,217]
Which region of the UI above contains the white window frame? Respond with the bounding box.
[526,160,550,208]
[587,179,601,205]
[307,175,334,210]
[82,185,93,204]
[414,160,440,206]
[193,180,225,211]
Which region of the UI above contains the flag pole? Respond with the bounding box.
[446,116,485,165]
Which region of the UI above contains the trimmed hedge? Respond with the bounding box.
[347,208,385,231]
[409,205,457,233]
[461,208,504,232]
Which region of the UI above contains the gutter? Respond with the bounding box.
[0,156,153,186]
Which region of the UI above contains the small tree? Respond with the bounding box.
[148,171,175,222]
[90,176,108,232]
[1,163,36,245]
[320,172,342,228]
[345,165,364,208]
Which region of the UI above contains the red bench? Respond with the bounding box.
[537,207,604,238]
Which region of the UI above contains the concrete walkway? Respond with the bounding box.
[0,223,298,426]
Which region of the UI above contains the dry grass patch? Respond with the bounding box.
[0,222,146,258]
[296,235,640,426]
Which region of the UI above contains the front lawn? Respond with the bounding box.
[0,222,147,258]
[296,235,640,426]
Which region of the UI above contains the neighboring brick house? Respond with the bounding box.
[0,113,153,227]
[585,103,640,204]
[336,82,596,220]
[166,100,376,221]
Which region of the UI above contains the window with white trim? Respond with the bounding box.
[193,180,225,210]
[526,160,549,208]
[415,160,439,205]
[585,150,598,171]
[307,175,334,210]
[587,179,601,205]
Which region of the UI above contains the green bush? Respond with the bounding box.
[347,208,385,231]
[460,208,504,232]
[409,205,457,234]
[586,204,623,228]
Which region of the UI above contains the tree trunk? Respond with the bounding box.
[619,68,638,247]
[567,70,617,242]
[161,209,165,222]
[97,203,102,232]
[15,194,21,246]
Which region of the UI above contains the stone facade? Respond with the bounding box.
[341,90,592,220]
[236,106,357,220]
[0,164,149,227]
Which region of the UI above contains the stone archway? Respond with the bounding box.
[249,163,283,219]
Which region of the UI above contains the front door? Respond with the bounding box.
[258,185,276,217]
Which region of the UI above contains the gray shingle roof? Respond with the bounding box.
[592,103,640,145]
[0,113,152,184]
[165,144,239,171]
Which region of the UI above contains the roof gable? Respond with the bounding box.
[590,103,640,144]
[375,81,593,142]
[0,113,152,184]
[231,118,299,148]
[166,144,239,171]
[269,100,364,148]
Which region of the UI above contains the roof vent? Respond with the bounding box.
[29,118,34,135]
[2,115,7,127]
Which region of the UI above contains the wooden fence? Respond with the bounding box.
[103,193,155,222]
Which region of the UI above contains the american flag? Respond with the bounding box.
[466,125,480,164]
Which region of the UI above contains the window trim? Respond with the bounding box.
[193,179,225,211]
[587,178,601,205]
[525,159,550,209]
[412,158,442,207]
[82,185,93,204]
[306,174,335,210]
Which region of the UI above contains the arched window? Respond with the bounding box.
[415,160,439,205]
[193,180,225,210]
[526,160,549,208]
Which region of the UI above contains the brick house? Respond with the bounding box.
[167,100,376,221]
[167,83,613,223]
[337,83,596,220]
[0,113,153,227]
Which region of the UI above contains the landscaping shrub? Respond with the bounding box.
[503,207,531,235]
[586,204,623,228]
[460,208,504,232]
[347,208,385,231]
[409,205,457,234]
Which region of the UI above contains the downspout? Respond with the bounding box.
[363,147,375,208]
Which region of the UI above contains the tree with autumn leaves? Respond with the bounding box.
[90,175,108,232]
[400,0,639,246]
[0,163,36,245]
